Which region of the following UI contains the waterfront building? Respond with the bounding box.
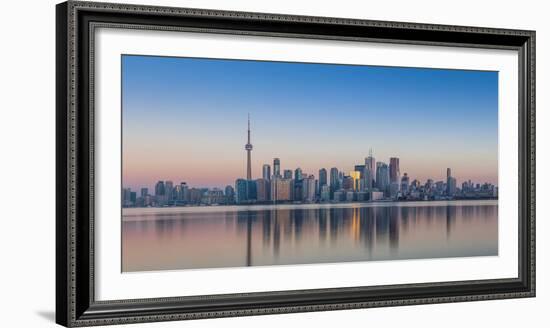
[349,171,361,191]
[140,188,148,198]
[302,175,316,202]
[294,168,302,180]
[435,181,445,194]
[165,181,174,202]
[235,179,248,204]
[315,179,319,197]
[271,177,293,202]
[203,189,225,205]
[318,168,327,189]
[389,182,400,199]
[284,169,293,179]
[255,178,270,202]
[188,188,203,204]
[362,166,373,190]
[446,168,456,196]
[320,185,331,202]
[356,191,368,201]
[389,157,401,184]
[262,164,271,181]
[401,173,410,193]
[330,167,339,195]
[155,181,165,197]
[369,191,384,201]
[247,180,257,201]
[174,184,182,201]
[122,188,132,207]
[354,165,366,178]
[345,191,355,202]
[365,149,376,186]
[376,162,390,193]
[425,179,434,189]
[180,182,189,202]
[154,181,165,205]
[342,175,354,190]
[333,190,344,202]
[224,185,235,203]
[293,178,303,202]
[273,158,281,178]
[410,179,420,191]
[447,176,457,196]
[234,179,257,204]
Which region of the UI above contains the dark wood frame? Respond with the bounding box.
[56,1,536,326]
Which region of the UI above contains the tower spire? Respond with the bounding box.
[245,114,253,180]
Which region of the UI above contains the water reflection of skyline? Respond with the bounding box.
[123,201,498,272]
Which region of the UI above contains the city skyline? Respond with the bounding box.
[122,55,498,191]
[123,155,496,196]
[122,116,497,208]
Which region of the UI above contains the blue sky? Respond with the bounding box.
[122,55,498,190]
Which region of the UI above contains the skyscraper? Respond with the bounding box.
[446,168,456,196]
[294,168,302,180]
[262,164,271,181]
[293,177,303,202]
[154,181,165,206]
[271,178,293,202]
[376,162,390,193]
[255,178,270,202]
[320,185,331,202]
[235,179,248,204]
[245,114,253,180]
[362,166,373,190]
[284,169,293,179]
[401,173,410,193]
[165,181,174,201]
[447,177,457,196]
[247,180,257,201]
[342,175,354,190]
[330,167,339,195]
[174,184,182,201]
[318,168,327,188]
[154,181,165,196]
[365,149,376,186]
[180,182,189,202]
[349,171,361,191]
[354,165,366,178]
[273,158,281,178]
[302,175,316,202]
[224,185,235,203]
[389,157,400,184]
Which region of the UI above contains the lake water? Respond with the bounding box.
[122,200,498,272]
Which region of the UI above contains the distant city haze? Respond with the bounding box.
[122,55,498,191]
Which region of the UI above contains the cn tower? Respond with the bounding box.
[245,114,253,180]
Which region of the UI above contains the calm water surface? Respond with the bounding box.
[122,200,497,272]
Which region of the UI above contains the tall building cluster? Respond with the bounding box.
[122,118,498,208]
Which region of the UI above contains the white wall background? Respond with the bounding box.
[0,0,546,327]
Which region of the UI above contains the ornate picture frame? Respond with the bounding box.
[56,1,535,326]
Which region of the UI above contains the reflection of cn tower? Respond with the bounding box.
[245,114,253,180]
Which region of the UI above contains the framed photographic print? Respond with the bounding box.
[56,1,535,326]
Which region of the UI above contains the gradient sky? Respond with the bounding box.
[122,55,498,191]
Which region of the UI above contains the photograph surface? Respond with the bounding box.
[121,55,498,272]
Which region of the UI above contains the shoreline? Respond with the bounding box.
[122,198,498,219]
